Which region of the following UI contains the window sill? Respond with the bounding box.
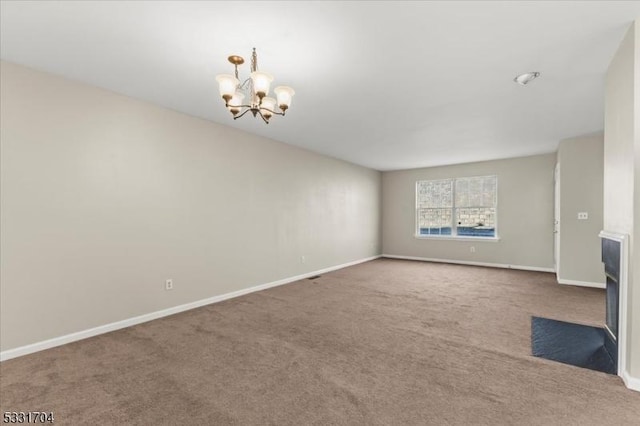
[414,235,501,242]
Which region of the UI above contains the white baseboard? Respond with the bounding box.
[382,254,555,273]
[622,370,640,392]
[557,278,605,289]
[0,255,382,362]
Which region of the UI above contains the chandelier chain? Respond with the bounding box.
[251,47,257,73]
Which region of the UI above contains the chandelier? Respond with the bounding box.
[215,48,295,124]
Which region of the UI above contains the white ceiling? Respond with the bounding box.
[1,1,639,171]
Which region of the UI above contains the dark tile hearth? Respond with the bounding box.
[531,316,616,375]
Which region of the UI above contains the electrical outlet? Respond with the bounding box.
[165,279,173,291]
[470,246,476,253]
[577,212,588,220]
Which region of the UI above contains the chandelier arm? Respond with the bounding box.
[233,108,253,120]
[225,103,253,109]
[259,107,285,117]
[257,110,270,124]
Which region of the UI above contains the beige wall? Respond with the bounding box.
[556,133,605,285]
[604,21,638,379]
[0,61,382,352]
[382,154,556,270]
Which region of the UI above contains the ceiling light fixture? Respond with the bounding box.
[513,71,541,85]
[215,48,295,124]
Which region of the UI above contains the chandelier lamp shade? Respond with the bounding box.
[215,48,295,124]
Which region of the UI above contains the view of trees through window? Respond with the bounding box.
[416,176,497,238]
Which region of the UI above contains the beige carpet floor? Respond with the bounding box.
[1,258,639,425]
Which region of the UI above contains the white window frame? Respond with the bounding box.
[415,175,499,241]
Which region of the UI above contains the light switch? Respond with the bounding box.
[577,212,588,220]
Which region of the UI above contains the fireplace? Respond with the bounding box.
[601,237,620,369]
[599,231,629,377]
[530,232,627,375]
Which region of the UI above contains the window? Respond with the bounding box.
[416,175,497,238]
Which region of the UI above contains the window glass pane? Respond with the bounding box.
[468,178,482,206]
[482,176,497,206]
[455,207,496,237]
[417,179,453,208]
[455,179,469,207]
[418,208,452,235]
[455,176,497,208]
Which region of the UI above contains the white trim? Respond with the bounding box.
[0,255,382,362]
[414,235,501,242]
[554,162,560,279]
[382,254,555,273]
[598,230,629,242]
[621,370,640,392]
[598,231,629,386]
[556,278,605,289]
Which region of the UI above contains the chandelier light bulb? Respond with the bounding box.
[274,86,295,111]
[260,97,277,120]
[250,71,274,98]
[228,91,245,116]
[215,74,239,100]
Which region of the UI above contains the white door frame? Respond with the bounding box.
[554,163,560,277]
